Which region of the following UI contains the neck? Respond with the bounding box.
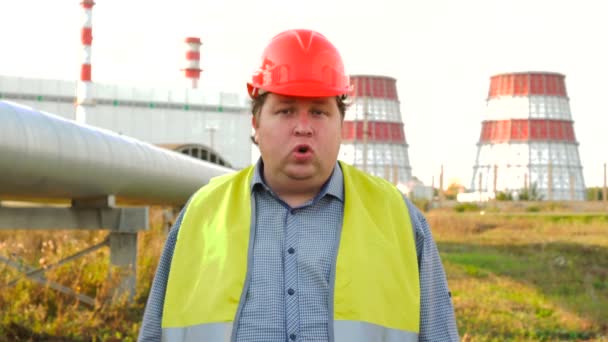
[268,179,322,207]
[279,192,317,207]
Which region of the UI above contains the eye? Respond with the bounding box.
[275,107,293,115]
[311,109,327,117]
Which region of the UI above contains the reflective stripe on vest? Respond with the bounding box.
[162,161,420,341]
[161,321,419,342]
[334,321,419,341]
[162,322,232,342]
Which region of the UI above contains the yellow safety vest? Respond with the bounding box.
[162,161,420,341]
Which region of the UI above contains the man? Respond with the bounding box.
[139,29,459,342]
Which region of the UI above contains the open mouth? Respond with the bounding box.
[294,144,312,153]
[292,144,313,160]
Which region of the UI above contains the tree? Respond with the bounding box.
[519,182,543,201]
[444,181,465,200]
[586,187,605,201]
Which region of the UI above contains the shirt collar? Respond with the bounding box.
[251,158,344,202]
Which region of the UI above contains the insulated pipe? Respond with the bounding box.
[0,101,233,205]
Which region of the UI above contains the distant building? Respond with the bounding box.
[1,74,420,185]
[397,177,433,201]
[0,75,252,169]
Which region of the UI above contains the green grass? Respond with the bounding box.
[430,211,608,341]
[1,206,607,340]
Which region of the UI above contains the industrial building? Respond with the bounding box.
[2,73,417,187]
[0,75,252,169]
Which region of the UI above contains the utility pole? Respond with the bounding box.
[547,161,553,201]
[478,171,483,202]
[493,164,498,194]
[569,173,575,201]
[431,175,435,200]
[439,164,445,206]
[493,164,498,205]
[602,163,608,203]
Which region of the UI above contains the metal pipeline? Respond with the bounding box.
[0,100,234,205]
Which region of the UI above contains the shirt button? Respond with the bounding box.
[289,333,297,340]
[288,247,295,254]
[287,288,295,295]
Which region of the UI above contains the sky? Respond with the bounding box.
[1,0,607,187]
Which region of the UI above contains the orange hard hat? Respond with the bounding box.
[247,29,351,98]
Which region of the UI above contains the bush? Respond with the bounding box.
[454,203,481,212]
[586,187,606,201]
[495,191,512,201]
[526,205,541,212]
[411,198,431,212]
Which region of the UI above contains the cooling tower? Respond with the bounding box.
[339,75,412,184]
[471,72,585,200]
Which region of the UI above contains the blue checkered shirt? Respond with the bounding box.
[139,161,459,341]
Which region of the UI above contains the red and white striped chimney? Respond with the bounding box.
[75,0,95,124]
[183,37,202,88]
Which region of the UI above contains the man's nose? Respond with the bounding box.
[294,111,313,136]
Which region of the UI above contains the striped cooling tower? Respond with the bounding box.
[471,72,586,200]
[339,75,412,185]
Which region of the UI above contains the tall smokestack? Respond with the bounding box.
[75,0,95,124]
[183,37,203,88]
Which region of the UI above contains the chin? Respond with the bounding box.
[285,171,315,181]
[284,166,317,180]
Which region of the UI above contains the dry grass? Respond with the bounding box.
[0,206,169,341]
[1,205,607,340]
[429,210,608,341]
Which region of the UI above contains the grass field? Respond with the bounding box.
[1,205,607,341]
[429,209,607,341]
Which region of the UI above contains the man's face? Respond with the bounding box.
[252,93,342,191]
